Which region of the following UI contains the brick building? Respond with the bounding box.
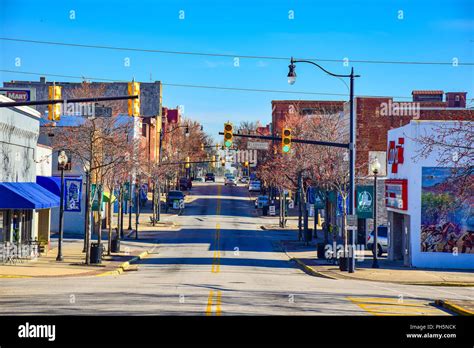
[271,100,345,136]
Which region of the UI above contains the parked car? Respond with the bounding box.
[205,173,215,182]
[193,177,204,182]
[248,180,261,192]
[166,190,185,210]
[254,195,269,208]
[367,227,388,256]
[239,176,249,183]
[179,177,192,191]
[225,175,237,186]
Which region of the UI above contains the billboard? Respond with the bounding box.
[0,88,35,102]
[420,167,473,254]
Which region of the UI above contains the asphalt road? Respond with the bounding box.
[0,181,472,315]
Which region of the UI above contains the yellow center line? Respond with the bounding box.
[205,290,214,316]
[216,291,222,316]
[205,290,222,316]
[206,185,223,315]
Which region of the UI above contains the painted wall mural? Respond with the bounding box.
[421,167,473,254]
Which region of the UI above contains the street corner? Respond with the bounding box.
[435,299,474,316]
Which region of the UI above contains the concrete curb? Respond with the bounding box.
[435,300,474,316]
[279,241,474,287]
[95,250,150,277]
[290,257,337,280]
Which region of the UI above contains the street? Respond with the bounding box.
[0,181,472,316]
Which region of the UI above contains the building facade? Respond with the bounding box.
[386,121,473,269]
[0,95,59,251]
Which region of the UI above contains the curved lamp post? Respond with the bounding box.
[56,150,68,261]
[287,57,360,273]
[371,157,381,268]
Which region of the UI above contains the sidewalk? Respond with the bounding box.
[280,239,474,287]
[0,237,156,278]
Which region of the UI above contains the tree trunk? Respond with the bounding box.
[97,186,103,244]
[107,192,112,256]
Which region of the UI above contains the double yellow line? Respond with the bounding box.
[211,224,221,273]
[206,185,222,315]
[205,290,222,316]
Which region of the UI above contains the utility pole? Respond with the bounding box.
[297,172,303,241]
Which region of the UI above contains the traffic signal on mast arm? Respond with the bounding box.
[48,85,62,121]
[201,143,204,151]
[128,82,140,116]
[221,157,226,167]
[224,122,233,148]
[212,155,216,168]
[185,156,190,169]
[281,127,292,154]
[244,161,249,167]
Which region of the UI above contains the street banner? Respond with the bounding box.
[308,187,325,209]
[64,178,82,212]
[91,184,103,211]
[123,182,130,201]
[356,185,374,219]
[336,193,349,216]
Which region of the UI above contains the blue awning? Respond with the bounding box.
[0,182,60,209]
[36,176,61,196]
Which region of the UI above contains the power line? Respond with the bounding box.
[1,37,472,66]
[0,69,414,99]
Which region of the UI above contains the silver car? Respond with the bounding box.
[367,228,388,256]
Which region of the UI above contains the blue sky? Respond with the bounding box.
[1,0,473,140]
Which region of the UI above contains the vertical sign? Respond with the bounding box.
[64,178,82,212]
[356,185,374,219]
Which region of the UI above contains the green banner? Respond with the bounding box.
[356,185,374,219]
[123,182,130,201]
[91,184,103,211]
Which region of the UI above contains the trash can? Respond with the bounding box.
[304,228,313,242]
[317,243,326,259]
[339,257,348,271]
[111,238,120,253]
[90,243,103,264]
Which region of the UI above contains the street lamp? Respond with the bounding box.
[287,56,360,273]
[371,157,381,268]
[56,150,68,261]
[287,61,297,85]
[83,162,91,259]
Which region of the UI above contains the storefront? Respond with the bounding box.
[386,120,473,269]
[0,183,59,245]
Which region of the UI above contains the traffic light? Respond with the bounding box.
[212,155,216,168]
[185,156,190,169]
[128,82,140,116]
[224,122,233,148]
[48,85,62,121]
[244,161,249,167]
[215,144,219,150]
[201,143,204,151]
[281,127,292,153]
[221,158,226,167]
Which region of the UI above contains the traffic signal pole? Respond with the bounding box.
[218,132,350,149]
[0,95,138,108]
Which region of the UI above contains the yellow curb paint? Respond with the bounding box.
[438,300,474,316]
[348,297,448,316]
